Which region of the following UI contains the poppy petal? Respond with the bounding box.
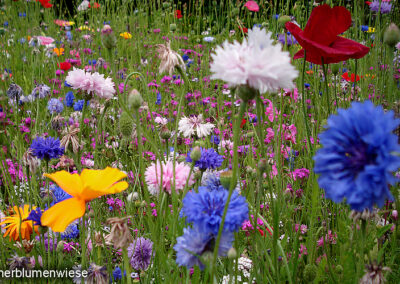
[80,167,128,200]
[44,171,83,198]
[41,197,86,232]
[303,5,351,46]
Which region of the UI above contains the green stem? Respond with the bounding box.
[210,100,247,280]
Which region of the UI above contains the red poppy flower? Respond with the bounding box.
[285,4,369,65]
[240,118,246,128]
[365,1,372,5]
[342,72,361,82]
[239,26,248,33]
[36,0,52,8]
[89,2,100,9]
[175,10,182,19]
[58,62,71,71]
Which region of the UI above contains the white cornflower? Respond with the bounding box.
[155,42,185,75]
[178,114,215,138]
[210,27,298,94]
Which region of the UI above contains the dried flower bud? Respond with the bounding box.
[237,85,257,102]
[303,264,317,282]
[105,217,133,249]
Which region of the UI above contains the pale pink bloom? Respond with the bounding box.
[154,116,168,125]
[37,36,55,46]
[145,159,195,195]
[244,1,259,12]
[211,27,298,94]
[66,68,115,99]
[178,114,215,138]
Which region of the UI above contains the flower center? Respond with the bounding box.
[345,144,377,174]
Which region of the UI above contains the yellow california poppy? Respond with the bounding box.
[120,32,132,39]
[0,205,39,241]
[41,167,128,232]
[53,48,64,56]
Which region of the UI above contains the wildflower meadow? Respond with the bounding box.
[1,0,400,283]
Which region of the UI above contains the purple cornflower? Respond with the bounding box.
[127,237,153,271]
[47,98,64,114]
[26,207,43,226]
[370,0,392,14]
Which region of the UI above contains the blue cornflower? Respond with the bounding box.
[186,59,194,68]
[111,267,125,281]
[65,91,75,107]
[361,25,369,32]
[314,101,400,212]
[73,100,85,111]
[203,36,215,43]
[174,227,233,269]
[66,31,73,41]
[186,148,224,170]
[30,136,64,160]
[210,135,220,145]
[26,207,43,226]
[155,92,162,105]
[61,223,79,240]
[47,98,64,114]
[182,54,189,62]
[50,184,72,205]
[181,187,248,235]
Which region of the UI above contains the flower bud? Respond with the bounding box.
[303,264,317,282]
[101,26,116,49]
[190,146,202,162]
[38,226,48,235]
[335,265,343,275]
[278,16,291,27]
[384,23,400,48]
[227,247,237,259]
[128,89,143,109]
[177,155,187,163]
[170,24,177,32]
[220,170,233,189]
[331,63,340,75]
[127,192,139,202]
[160,127,171,140]
[194,140,206,148]
[119,112,134,138]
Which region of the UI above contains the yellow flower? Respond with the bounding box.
[41,167,128,232]
[0,205,38,241]
[78,25,93,31]
[368,27,376,33]
[120,32,132,39]
[53,48,64,56]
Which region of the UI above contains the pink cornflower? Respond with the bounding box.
[144,159,195,195]
[65,67,115,99]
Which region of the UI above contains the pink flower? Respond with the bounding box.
[65,68,115,99]
[37,36,55,46]
[244,1,259,12]
[144,159,195,195]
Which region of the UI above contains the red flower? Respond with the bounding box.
[239,26,248,33]
[240,118,247,128]
[58,62,71,71]
[89,2,100,9]
[342,72,361,82]
[285,4,369,65]
[175,10,182,19]
[36,0,52,8]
